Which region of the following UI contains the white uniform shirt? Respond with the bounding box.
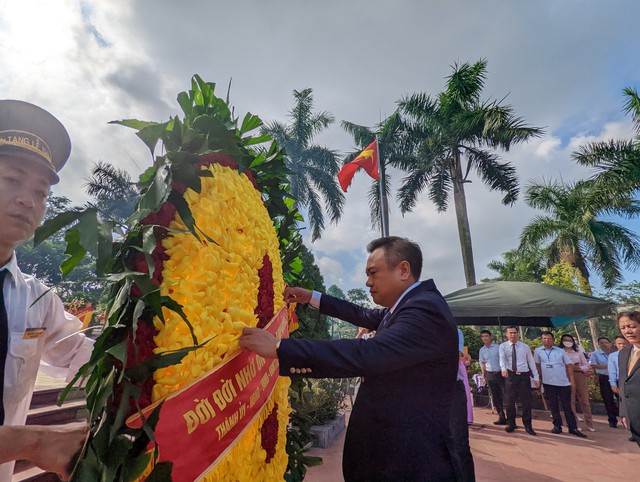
[1,253,94,479]
[499,340,539,381]
[534,346,571,387]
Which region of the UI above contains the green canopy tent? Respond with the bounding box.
[444,281,614,329]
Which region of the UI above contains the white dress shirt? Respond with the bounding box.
[1,253,94,480]
[499,340,539,381]
[534,346,571,386]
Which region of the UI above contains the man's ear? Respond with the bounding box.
[399,260,412,280]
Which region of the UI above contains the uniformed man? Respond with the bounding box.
[0,100,93,480]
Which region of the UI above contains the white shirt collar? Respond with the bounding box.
[0,251,18,286]
[389,280,421,314]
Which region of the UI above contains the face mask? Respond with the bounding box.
[562,341,573,348]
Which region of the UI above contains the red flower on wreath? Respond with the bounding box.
[260,404,279,463]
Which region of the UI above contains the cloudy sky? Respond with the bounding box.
[2,1,639,295]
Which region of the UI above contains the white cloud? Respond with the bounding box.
[2,0,639,295]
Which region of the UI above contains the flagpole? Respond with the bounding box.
[376,135,390,237]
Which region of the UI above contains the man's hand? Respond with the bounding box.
[612,386,619,394]
[239,327,279,359]
[284,286,312,305]
[532,379,540,389]
[622,416,628,429]
[31,424,88,480]
[501,370,508,378]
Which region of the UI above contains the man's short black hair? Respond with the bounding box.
[615,335,626,341]
[367,236,422,280]
[480,330,492,336]
[541,331,553,337]
[506,326,518,332]
[597,336,611,343]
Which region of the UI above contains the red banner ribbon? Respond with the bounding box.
[126,306,290,481]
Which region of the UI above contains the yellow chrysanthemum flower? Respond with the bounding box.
[152,162,290,481]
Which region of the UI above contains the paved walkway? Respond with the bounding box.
[304,406,639,481]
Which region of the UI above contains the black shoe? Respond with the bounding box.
[493,418,508,425]
[505,424,516,433]
[569,428,587,438]
[525,426,537,436]
[629,436,637,442]
[609,421,618,428]
[551,425,562,434]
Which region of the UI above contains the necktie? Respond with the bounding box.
[0,269,8,425]
[511,343,518,372]
[628,348,640,374]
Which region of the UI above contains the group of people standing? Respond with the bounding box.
[479,322,637,441]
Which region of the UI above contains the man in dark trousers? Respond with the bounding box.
[499,326,539,435]
[240,236,462,481]
[618,311,640,447]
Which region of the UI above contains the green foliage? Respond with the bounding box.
[16,195,103,302]
[459,326,482,359]
[485,247,547,282]
[347,288,373,307]
[600,281,640,307]
[542,262,591,294]
[290,378,348,426]
[572,86,640,195]
[326,284,346,299]
[519,179,640,288]
[35,75,309,481]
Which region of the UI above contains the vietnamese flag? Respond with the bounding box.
[337,140,379,192]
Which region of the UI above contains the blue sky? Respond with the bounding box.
[1,0,639,296]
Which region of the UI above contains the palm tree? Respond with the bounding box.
[84,161,138,223]
[263,89,344,241]
[485,247,547,282]
[572,86,640,192]
[341,112,415,230]
[398,59,543,286]
[518,179,640,344]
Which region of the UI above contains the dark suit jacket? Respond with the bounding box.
[618,345,640,442]
[278,280,461,482]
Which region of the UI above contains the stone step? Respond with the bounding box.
[25,398,88,426]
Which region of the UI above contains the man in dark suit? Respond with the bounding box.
[240,236,462,482]
[618,310,640,447]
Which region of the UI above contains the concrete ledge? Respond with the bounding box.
[310,412,346,449]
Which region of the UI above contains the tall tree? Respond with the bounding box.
[398,59,543,286]
[264,89,344,241]
[341,112,415,229]
[519,179,640,344]
[573,87,640,193]
[485,246,547,282]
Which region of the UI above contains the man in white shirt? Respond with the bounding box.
[0,100,93,479]
[479,329,506,425]
[534,331,586,438]
[499,326,539,435]
[590,336,619,427]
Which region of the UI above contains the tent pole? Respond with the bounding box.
[498,317,504,342]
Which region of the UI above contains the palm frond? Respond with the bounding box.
[623,86,640,134]
[466,148,519,205]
